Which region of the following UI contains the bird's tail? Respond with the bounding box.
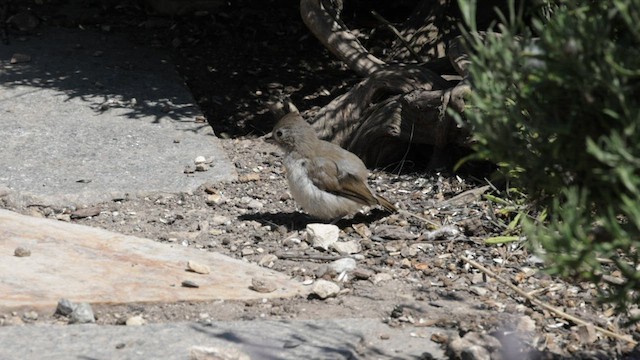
[375,194,397,213]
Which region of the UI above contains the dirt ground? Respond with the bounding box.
[2,1,639,359]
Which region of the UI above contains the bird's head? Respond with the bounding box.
[266,113,317,152]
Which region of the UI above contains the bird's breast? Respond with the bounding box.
[283,155,362,220]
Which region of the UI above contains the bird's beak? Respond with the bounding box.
[264,132,275,144]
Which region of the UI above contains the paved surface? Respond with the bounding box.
[0,319,445,360]
[0,209,306,311]
[0,27,235,207]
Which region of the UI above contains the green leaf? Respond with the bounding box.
[485,236,520,244]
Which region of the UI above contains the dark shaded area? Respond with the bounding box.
[2,0,355,137]
[1,26,204,128]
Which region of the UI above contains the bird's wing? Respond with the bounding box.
[306,157,378,206]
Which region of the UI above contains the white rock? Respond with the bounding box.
[247,199,264,210]
[306,223,339,251]
[205,194,223,206]
[372,273,393,285]
[258,254,278,267]
[194,156,207,164]
[125,315,146,326]
[329,258,357,273]
[311,279,340,299]
[187,260,211,274]
[331,240,361,255]
[211,215,230,226]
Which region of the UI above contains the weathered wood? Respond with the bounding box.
[300,0,385,77]
[299,0,476,168]
[311,65,449,145]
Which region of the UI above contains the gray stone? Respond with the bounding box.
[69,303,95,324]
[55,298,76,316]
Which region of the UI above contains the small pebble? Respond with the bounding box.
[69,303,95,324]
[250,278,278,293]
[246,199,264,210]
[311,279,340,299]
[372,273,393,285]
[307,223,339,251]
[352,268,373,280]
[22,311,38,321]
[14,247,31,257]
[125,315,146,326]
[187,260,210,274]
[258,254,278,267]
[211,215,230,226]
[56,298,76,316]
[328,258,357,273]
[182,280,200,288]
[331,240,361,255]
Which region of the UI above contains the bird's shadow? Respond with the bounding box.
[239,209,391,231]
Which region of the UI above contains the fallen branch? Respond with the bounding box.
[459,255,638,345]
[300,0,385,77]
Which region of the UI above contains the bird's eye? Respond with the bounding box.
[275,130,283,138]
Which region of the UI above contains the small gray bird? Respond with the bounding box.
[267,112,396,220]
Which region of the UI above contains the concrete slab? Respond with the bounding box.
[0,209,306,311]
[0,319,445,359]
[0,27,235,207]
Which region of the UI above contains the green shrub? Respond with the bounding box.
[459,0,640,315]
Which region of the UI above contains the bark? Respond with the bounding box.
[300,0,385,77]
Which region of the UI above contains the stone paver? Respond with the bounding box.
[0,209,305,311]
[0,27,235,207]
[0,319,446,359]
